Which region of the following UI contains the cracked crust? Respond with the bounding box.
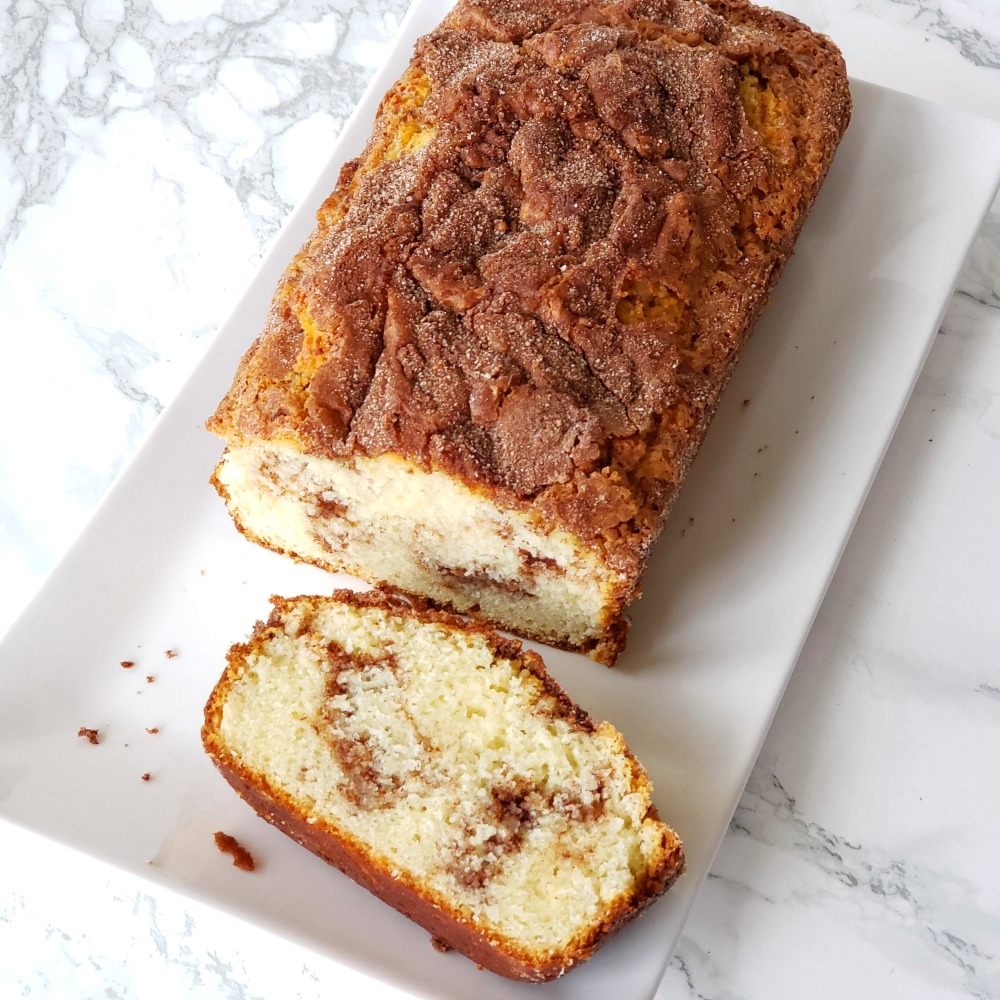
[208,0,851,659]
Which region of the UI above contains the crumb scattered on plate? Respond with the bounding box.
[77,727,99,745]
[214,831,255,871]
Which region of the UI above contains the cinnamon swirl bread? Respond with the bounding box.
[207,0,851,662]
[202,590,684,981]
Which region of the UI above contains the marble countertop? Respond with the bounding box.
[2,1,998,997]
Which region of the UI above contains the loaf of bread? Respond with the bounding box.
[202,590,684,981]
[207,0,851,663]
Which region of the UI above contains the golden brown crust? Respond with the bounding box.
[208,0,851,632]
[201,590,685,981]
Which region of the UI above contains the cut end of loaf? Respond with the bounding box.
[201,590,684,980]
[211,441,632,664]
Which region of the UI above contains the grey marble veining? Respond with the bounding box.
[2,0,408,254]
[958,213,1000,308]
[736,768,994,988]
[667,754,1000,996]
[885,0,1000,67]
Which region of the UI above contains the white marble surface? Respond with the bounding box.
[1,0,999,997]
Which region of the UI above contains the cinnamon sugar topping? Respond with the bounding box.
[208,0,850,567]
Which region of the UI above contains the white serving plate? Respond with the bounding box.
[2,0,999,995]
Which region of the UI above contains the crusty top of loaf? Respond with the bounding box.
[209,0,850,570]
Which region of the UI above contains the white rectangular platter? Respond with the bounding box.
[2,0,1000,995]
